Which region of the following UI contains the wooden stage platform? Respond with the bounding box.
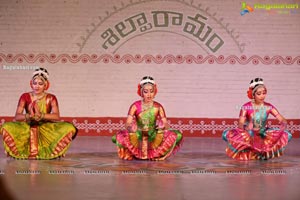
[0,136,300,200]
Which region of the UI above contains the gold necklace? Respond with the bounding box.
[32,92,45,101]
[142,101,153,111]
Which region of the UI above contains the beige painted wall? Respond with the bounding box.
[1,0,300,119]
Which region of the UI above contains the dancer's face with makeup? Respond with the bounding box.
[142,84,155,103]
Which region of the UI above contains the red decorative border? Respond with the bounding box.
[0,54,300,65]
[1,117,299,138]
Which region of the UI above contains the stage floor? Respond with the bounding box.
[0,136,300,200]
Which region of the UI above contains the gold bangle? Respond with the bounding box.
[25,113,29,121]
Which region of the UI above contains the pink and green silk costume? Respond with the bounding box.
[112,100,183,160]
